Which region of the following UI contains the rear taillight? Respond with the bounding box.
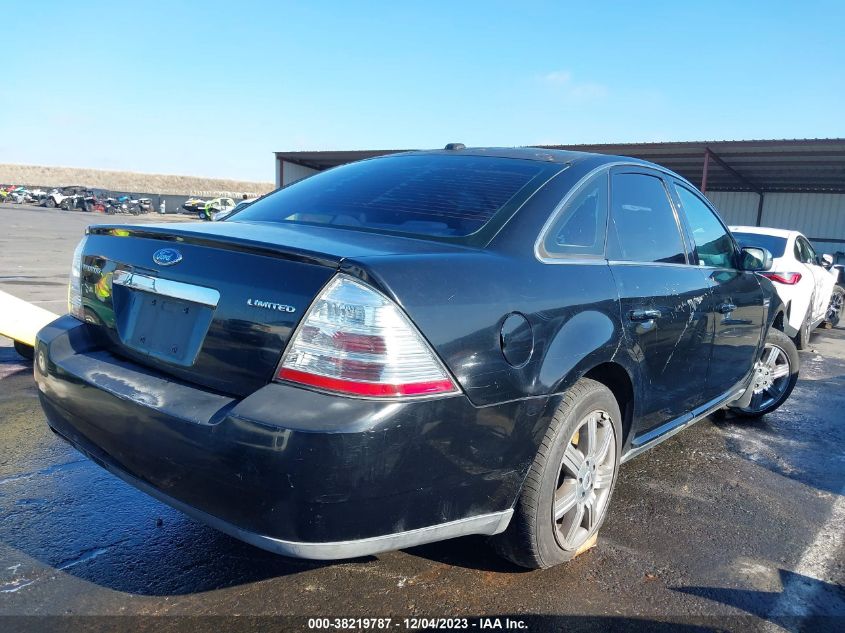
[760,272,802,285]
[68,236,88,320]
[277,274,459,398]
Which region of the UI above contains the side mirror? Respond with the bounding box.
[820,254,834,269]
[740,246,773,272]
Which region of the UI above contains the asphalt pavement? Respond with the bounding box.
[0,205,843,632]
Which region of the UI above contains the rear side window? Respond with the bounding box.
[234,154,550,239]
[796,236,817,263]
[539,171,608,259]
[733,232,787,258]
[607,173,686,264]
[675,185,735,268]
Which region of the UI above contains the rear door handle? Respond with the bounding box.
[628,308,662,322]
[718,303,737,314]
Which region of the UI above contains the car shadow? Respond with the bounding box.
[402,534,528,573]
[0,345,32,380]
[674,568,845,632]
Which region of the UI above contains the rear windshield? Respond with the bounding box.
[732,232,787,258]
[232,154,552,239]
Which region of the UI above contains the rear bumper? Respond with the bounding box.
[35,317,542,558]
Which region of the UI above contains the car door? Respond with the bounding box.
[671,182,765,401]
[796,236,835,323]
[607,167,713,437]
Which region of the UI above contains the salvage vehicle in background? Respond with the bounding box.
[198,197,236,220]
[212,198,254,221]
[135,198,153,214]
[24,188,47,204]
[182,197,208,214]
[1,185,30,203]
[82,191,107,213]
[44,186,88,209]
[9,187,31,204]
[44,187,71,208]
[36,147,798,569]
[731,226,842,342]
[104,196,137,215]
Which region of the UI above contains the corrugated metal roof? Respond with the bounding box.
[276,139,845,194]
[537,139,845,193]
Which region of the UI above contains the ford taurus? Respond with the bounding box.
[34,147,799,568]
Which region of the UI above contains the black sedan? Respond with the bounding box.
[34,147,798,568]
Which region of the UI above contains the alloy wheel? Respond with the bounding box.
[827,291,843,324]
[742,343,791,414]
[552,410,616,550]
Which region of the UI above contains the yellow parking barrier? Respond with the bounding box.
[0,290,60,347]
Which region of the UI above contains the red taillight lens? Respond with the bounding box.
[760,272,802,285]
[277,275,459,398]
[277,368,457,397]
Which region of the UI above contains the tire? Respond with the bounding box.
[730,328,799,418]
[46,198,56,208]
[13,340,34,360]
[826,285,844,328]
[492,378,622,569]
[793,308,811,350]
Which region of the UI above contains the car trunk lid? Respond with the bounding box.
[78,222,473,396]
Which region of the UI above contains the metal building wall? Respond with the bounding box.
[278,160,318,187]
[706,191,845,255]
[706,191,760,226]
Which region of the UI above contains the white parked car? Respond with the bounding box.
[731,226,843,347]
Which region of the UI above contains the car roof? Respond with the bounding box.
[730,225,798,239]
[393,146,665,170]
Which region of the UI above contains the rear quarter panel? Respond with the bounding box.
[343,253,629,408]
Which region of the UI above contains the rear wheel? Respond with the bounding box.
[793,308,811,350]
[730,328,799,418]
[492,378,621,569]
[826,285,844,327]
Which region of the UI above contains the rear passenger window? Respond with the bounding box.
[539,171,608,258]
[797,237,816,263]
[607,173,686,264]
[675,185,736,268]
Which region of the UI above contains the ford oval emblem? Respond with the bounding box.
[153,248,183,266]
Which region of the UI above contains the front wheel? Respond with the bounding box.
[729,328,799,418]
[826,285,844,327]
[492,378,621,569]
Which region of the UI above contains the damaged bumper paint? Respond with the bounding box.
[33,317,545,558]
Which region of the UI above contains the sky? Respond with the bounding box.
[2,1,844,182]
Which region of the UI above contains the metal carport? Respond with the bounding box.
[274,138,845,255]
